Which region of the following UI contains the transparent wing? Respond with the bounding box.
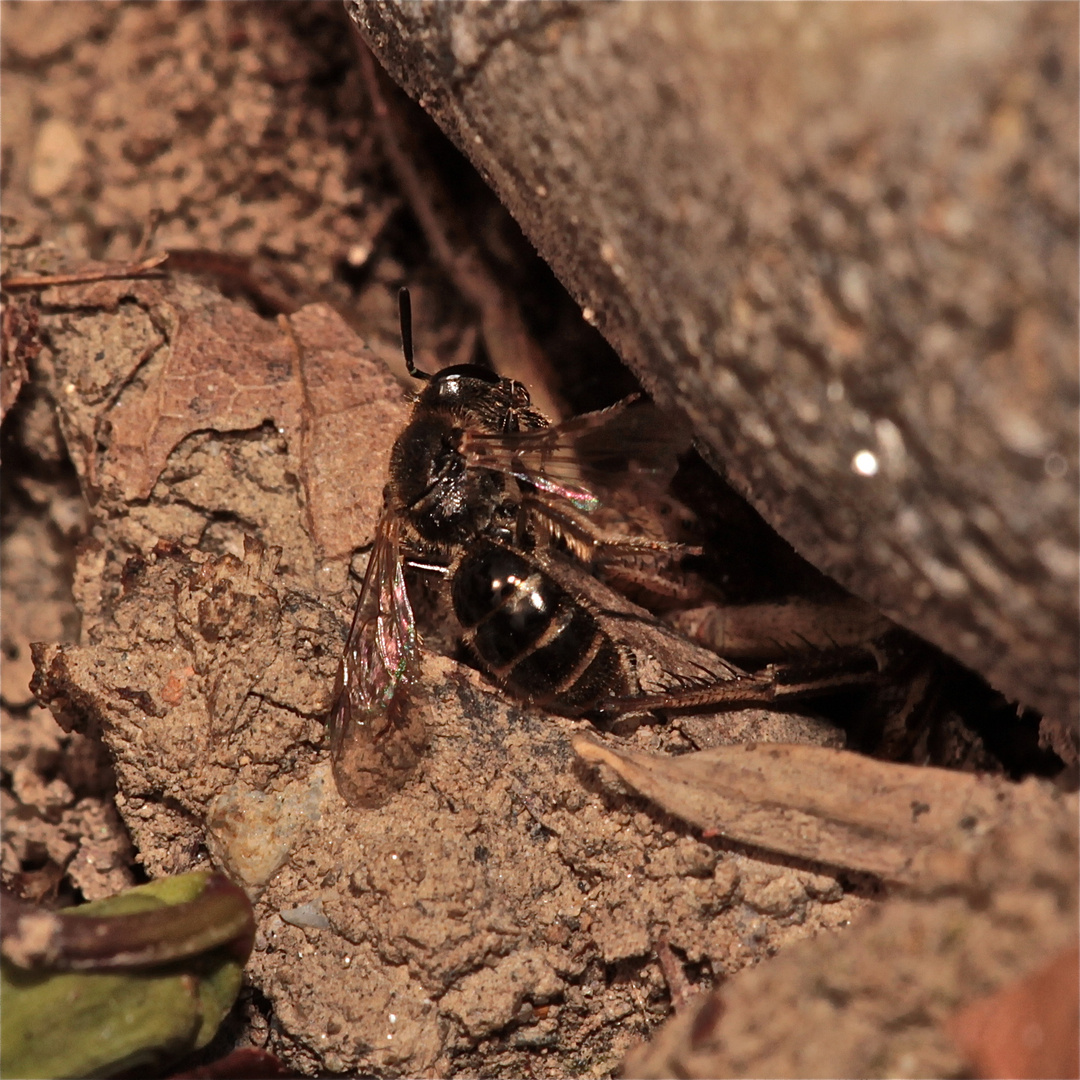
[328,509,426,808]
[461,395,690,512]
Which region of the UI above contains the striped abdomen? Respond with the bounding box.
[451,540,629,712]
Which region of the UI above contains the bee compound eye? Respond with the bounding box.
[433,364,500,387]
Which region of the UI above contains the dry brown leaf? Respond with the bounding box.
[285,303,409,561]
[572,734,1024,884]
[104,294,298,504]
[41,275,405,562]
[42,274,295,501]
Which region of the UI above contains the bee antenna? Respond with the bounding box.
[398,287,430,381]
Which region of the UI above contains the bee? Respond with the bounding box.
[328,291,801,808]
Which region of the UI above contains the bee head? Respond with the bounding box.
[415,364,526,419]
[397,288,538,432]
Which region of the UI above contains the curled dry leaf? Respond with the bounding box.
[573,734,1041,885]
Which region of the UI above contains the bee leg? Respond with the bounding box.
[524,491,701,566]
[594,559,709,606]
[590,644,654,735]
[597,646,884,717]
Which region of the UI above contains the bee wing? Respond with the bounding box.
[328,509,426,808]
[462,396,690,512]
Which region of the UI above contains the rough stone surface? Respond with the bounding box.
[350,2,1079,743]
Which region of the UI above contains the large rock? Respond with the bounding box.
[349,2,1078,744]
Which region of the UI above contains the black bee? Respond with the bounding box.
[328,291,1060,807]
[329,291,826,808]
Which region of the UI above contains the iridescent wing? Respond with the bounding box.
[461,395,690,512]
[328,508,426,808]
[463,395,696,570]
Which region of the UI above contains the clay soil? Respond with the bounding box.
[2,4,1075,1079]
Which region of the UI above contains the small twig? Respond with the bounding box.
[277,314,317,546]
[356,41,567,420]
[1,252,169,290]
[655,934,697,1013]
[132,208,163,262]
[166,248,315,316]
[508,777,561,835]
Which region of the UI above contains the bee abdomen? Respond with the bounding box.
[452,541,627,710]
